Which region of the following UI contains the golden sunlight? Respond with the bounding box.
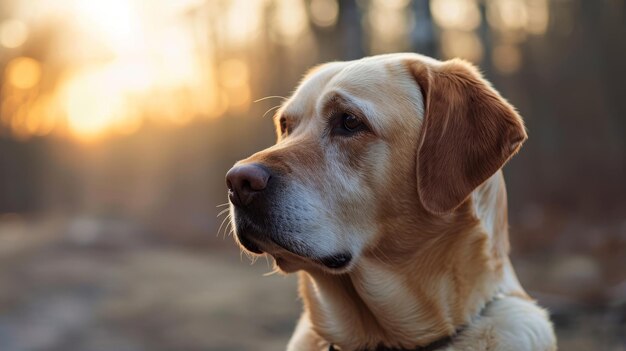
[310,0,339,28]
[0,0,264,141]
[492,43,522,74]
[6,57,40,89]
[431,0,481,31]
[440,30,483,62]
[0,19,29,48]
[368,0,413,53]
[62,68,125,140]
[270,0,309,45]
[73,0,136,52]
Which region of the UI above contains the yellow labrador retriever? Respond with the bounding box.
[226,53,556,351]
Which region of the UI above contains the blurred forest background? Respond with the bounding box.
[0,0,625,350]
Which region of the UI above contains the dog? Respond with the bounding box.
[226,53,556,351]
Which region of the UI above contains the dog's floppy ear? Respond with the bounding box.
[407,58,527,215]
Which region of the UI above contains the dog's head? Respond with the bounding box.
[226,53,526,273]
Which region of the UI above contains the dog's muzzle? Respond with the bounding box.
[225,163,352,270]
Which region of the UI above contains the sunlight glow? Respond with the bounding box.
[219,59,251,112]
[368,0,413,53]
[0,19,29,48]
[431,0,481,31]
[487,0,548,34]
[0,0,242,141]
[525,0,549,35]
[271,0,309,45]
[6,57,41,89]
[225,0,265,45]
[25,94,57,136]
[492,44,522,74]
[63,68,124,140]
[441,30,483,63]
[494,0,528,30]
[310,0,339,28]
[73,0,137,52]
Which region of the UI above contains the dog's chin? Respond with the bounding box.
[270,251,354,274]
[235,232,265,254]
[243,247,355,275]
[277,244,355,273]
[273,255,307,273]
[235,231,354,274]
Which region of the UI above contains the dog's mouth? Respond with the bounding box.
[272,252,352,272]
[317,253,352,269]
[231,208,352,271]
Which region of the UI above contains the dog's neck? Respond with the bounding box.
[298,172,525,350]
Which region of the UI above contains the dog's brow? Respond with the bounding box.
[319,91,353,116]
[319,91,380,134]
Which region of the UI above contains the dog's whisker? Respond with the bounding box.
[224,217,234,239]
[262,264,281,277]
[218,214,230,237]
[264,258,283,276]
[216,208,230,217]
[263,254,271,270]
[216,202,230,208]
[241,249,257,264]
[253,95,288,103]
[224,216,234,239]
[249,254,259,265]
[262,104,283,119]
[217,214,231,238]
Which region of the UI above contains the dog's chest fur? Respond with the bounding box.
[298,263,555,351]
[300,230,502,349]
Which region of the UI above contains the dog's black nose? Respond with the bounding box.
[226,163,270,207]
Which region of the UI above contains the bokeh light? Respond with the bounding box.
[492,43,522,74]
[270,0,309,45]
[431,0,481,31]
[0,19,29,48]
[310,0,339,28]
[441,30,483,62]
[5,57,41,89]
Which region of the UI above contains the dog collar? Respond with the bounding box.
[328,293,504,351]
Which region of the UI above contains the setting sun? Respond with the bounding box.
[1,0,257,141]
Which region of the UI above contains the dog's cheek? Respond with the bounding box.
[319,144,383,253]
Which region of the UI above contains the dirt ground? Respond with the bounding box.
[0,216,624,351]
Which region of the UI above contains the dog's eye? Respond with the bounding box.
[280,117,288,135]
[330,112,368,136]
[342,113,362,131]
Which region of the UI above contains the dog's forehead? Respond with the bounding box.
[283,62,349,118]
[284,54,431,123]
